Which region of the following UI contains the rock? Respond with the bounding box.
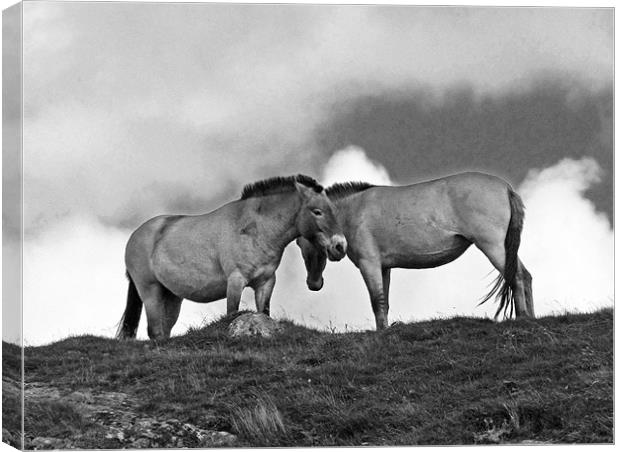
[131,437,152,448]
[228,313,283,338]
[206,431,237,447]
[30,436,67,449]
[68,391,94,404]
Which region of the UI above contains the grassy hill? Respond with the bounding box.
[3,308,613,448]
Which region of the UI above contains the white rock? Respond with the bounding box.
[228,313,283,338]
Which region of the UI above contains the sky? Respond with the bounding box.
[1,2,613,344]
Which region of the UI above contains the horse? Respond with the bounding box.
[296,172,534,331]
[116,174,347,340]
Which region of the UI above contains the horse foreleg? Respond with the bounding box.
[359,260,388,330]
[226,272,247,315]
[382,268,391,314]
[255,275,276,316]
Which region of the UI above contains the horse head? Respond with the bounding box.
[294,181,346,265]
[296,236,328,291]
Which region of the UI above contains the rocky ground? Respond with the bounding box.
[10,313,278,449]
[22,380,237,449]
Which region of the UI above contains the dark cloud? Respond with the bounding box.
[317,77,613,219]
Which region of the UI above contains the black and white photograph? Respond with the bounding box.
[2,1,614,448]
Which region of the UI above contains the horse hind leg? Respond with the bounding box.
[136,281,176,341]
[476,241,529,319]
[519,259,534,317]
[163,295,183,338]
[507,258,534,319]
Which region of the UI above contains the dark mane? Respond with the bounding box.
[241,174,323,200]
[326,181,376,199]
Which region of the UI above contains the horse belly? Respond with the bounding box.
[184,281,228,303]
[379,227,472,269]
[151,235,228,303]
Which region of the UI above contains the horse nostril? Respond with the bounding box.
[335,243,344,255]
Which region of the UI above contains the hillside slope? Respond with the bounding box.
[3,309,613,448]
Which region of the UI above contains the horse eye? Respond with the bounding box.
[312,209,323,216]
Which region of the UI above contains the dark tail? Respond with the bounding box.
[479,187,525,319]
[115,272,143,339]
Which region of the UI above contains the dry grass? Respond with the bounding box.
[4,308,613,447]
[230,395,289,445]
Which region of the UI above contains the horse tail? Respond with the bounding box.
[480,186,525,319]
[115,271,143,339]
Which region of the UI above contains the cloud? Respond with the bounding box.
[321,146,392,186]
[518,158,614,314]
[20,4,612,234]
[23,215,128,344]
[13,4,613,344]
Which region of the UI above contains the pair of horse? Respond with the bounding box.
[116,173,534,340]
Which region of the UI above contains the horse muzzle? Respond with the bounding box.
[326,235,347,261]
[307,277,324,291]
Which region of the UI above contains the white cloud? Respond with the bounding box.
[321,145,392,186]
[23,215,128,345]
[519,158,614,315]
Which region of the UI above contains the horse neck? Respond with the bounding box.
[249,192,302,251]
[333,196,359,233]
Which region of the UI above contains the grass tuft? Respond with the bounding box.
[229,395,289,445]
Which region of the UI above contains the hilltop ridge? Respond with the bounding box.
[3,308,613,448]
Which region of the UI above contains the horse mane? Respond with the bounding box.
[326,181,375,199]
[240,174,323,200]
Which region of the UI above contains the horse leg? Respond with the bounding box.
[136,281,170,341]
[519,259,534,317]
[358,260,388,330]
[226,271,247,315]
[382,268,391,318]
[476,241,529,318]
[163,296,183,338]
[254,275,276,316]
